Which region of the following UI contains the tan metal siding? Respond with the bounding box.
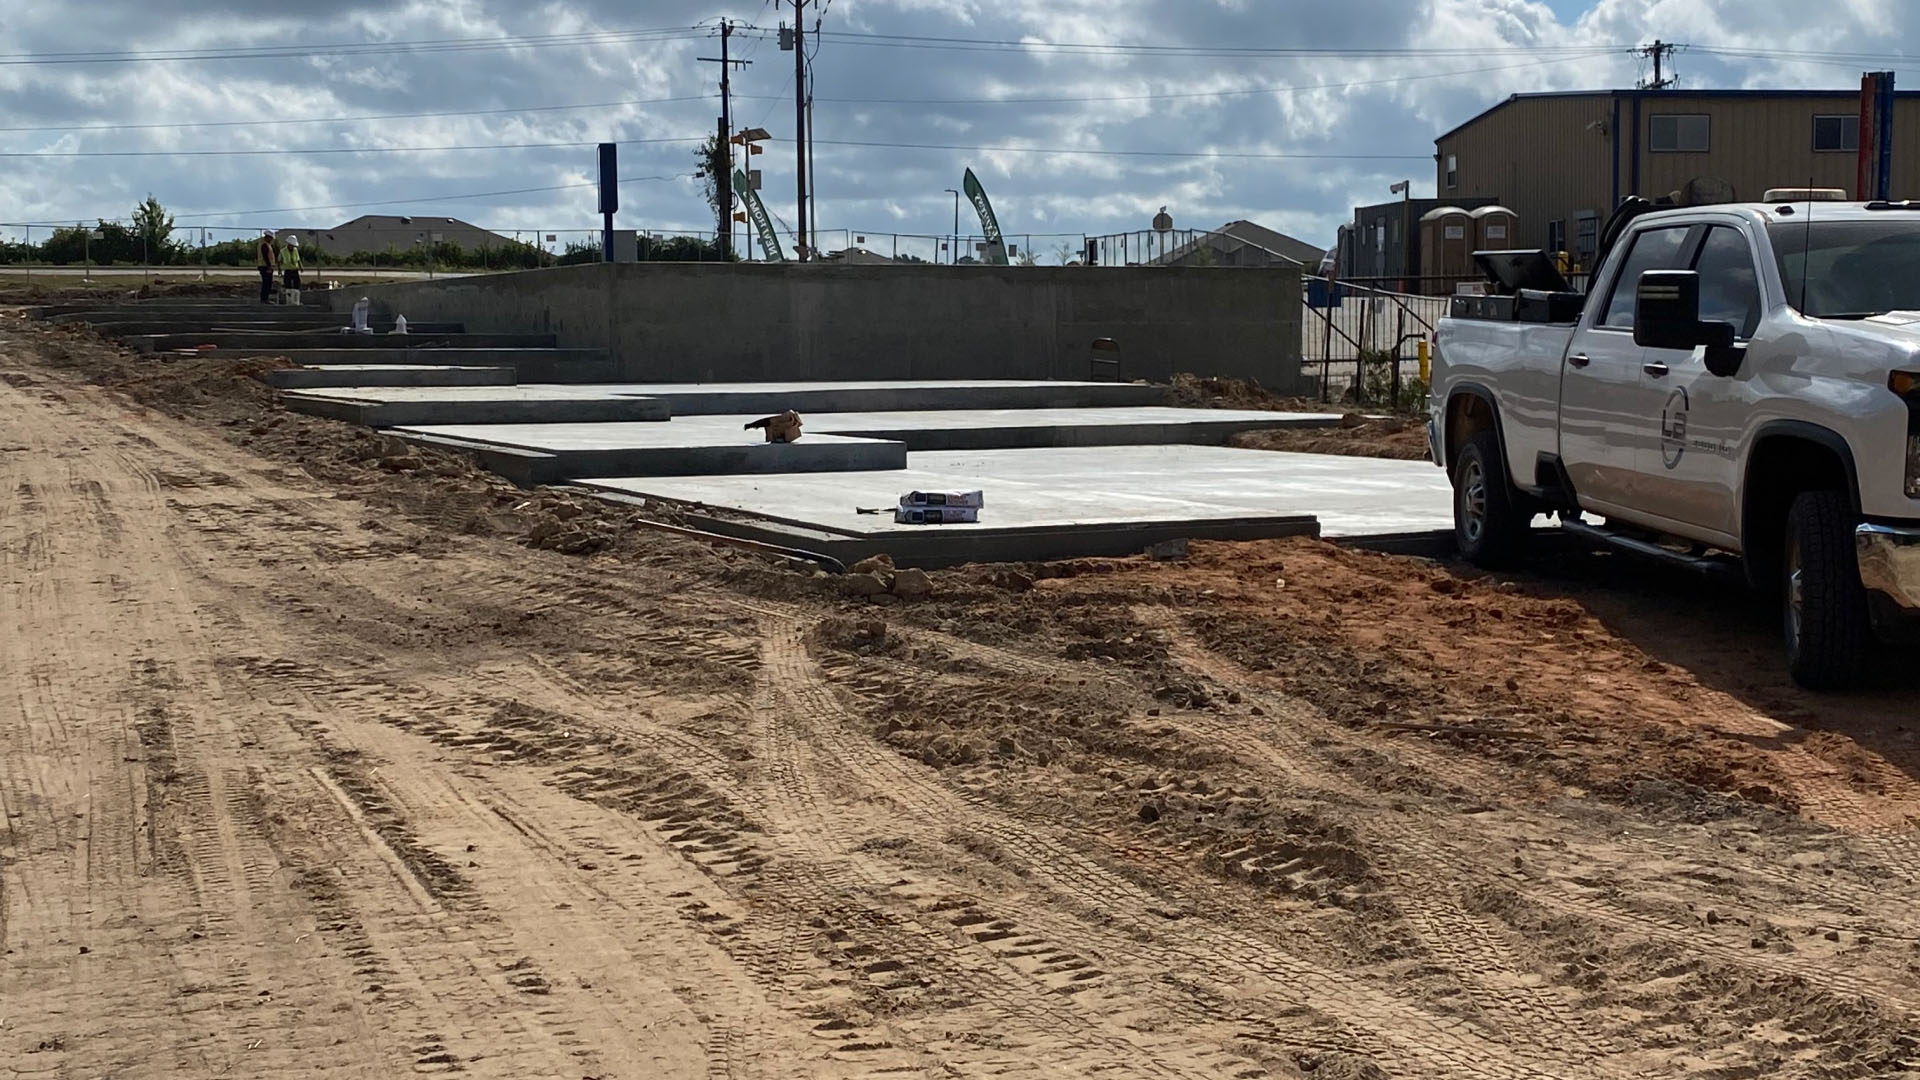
[1435,95,1614,252]
[1436,92,1920,268]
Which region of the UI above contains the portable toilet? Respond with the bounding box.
[1420,206,1473,281]
[1471,205,1519,253]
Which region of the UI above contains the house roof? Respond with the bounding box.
[1435,87,1920,145]
[1214,221,1325,267]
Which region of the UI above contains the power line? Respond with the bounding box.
[0,24,707,65]
[755,28,1635,59]
[789,137,1432,161]
[0,94,715,135]
[169,174,693,220]
[0,137,705,159]
[741,56,1609,107]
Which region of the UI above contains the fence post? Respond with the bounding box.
[1392,306,1405,407]
[22,226,28,288]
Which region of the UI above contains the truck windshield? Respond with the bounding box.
[1770,220,1920,318]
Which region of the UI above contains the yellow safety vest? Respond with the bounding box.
[282,244,302,270]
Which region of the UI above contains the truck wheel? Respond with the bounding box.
[1453,430,1530,567]
[1782,490,1867,690]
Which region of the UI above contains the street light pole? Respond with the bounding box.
[944,188,960,265]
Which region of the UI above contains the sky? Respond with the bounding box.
[0,0,1914,261]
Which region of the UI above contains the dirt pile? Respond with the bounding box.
[1167,372,1328,413]
[1233,414,1433,461]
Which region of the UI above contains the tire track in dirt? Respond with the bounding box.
[1146,610,1920,1028]
[755,615,1591,1080]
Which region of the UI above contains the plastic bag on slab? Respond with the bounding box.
[391,314,408,335]
[350,297,370,333]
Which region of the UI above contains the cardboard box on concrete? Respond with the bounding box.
[900,490,985,509]
[895,506,980,525]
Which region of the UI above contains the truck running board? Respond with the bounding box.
[1558,518,1744,583]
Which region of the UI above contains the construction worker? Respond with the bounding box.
[255,229,279,303]
[281,234,303,300]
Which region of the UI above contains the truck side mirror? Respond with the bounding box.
[1634,270,1737,351]
[1635,270,1744,376]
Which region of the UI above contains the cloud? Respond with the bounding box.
[0,0,1908,259]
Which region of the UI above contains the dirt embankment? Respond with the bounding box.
[1171,372,1432,460]
[5,314,1920,1080]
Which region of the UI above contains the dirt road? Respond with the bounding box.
[4,318,1920,1078]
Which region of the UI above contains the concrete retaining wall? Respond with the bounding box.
[326,262,1306,391]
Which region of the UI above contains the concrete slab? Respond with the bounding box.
[213,348,616,384]
[390,421,907,486]
[131,332,557,353]
[79,320,464,335]
[591,380,1168,415]
[289,386,668,425]
[699,406,1343,451]
[266,365,518,390]
[576,446,1452,567]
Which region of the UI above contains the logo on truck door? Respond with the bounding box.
[1660,388,1690,469]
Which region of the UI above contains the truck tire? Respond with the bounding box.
[1782,490,1867,690]
[1452,430,1530,567]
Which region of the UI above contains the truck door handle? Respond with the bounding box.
[1642,362,1670,378]
[1567,354,1591,368]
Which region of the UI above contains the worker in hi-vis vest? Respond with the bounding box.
[255,230,279,303]
[281,234,303,298]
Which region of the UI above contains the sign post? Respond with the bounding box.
[597,142,618,262]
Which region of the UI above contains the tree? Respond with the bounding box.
[131,194,175,264]
[693,133,731,239]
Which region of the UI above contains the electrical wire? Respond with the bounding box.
[0,137,705,159]
[0,95,716,135]
[743,56,1609,107]
[789,137,1431,161]
[0,25,707,65]
[748,27,1634,59]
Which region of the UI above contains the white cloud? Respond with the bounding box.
[0,0,1910,257]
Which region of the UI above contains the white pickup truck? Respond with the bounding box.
[1430,196,1920,688]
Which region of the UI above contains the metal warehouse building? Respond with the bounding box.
[1435,88,1920,270]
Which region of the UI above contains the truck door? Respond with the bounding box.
[1559,224,1695,514]
[1632,224,1759,545]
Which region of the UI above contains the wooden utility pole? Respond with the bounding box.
[699,20,750,259]
[1639,40,1675,90]
[785,1,810,259]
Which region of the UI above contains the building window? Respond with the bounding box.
[1814,115,1859,152]
[1445,154,1458,188]
[1547,219,1567,255]
[1649,114,1710,152]
[1573,211,1600,269]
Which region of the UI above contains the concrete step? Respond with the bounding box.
[131,331,557,353]
[266,365,518,390]
[209,348,616,384]
[618,380,1170,415]
[390,422,906,487]
[42,308,372,323]
[286,387,667,426]
[81,320,465,336]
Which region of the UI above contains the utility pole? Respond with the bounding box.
[699,20,750,260]
[783,1,810,259]
[1639,40,1676,90]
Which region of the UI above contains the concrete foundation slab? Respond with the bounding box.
[289,386,668,425]
[391,421,907,486]
[66,318,464,335]
[576,446,1452,567]
[214,348,616,383]
[591,380,1168,415]
[266,365,519,390]
[699,406,1342,451]
[131,332,558,353]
